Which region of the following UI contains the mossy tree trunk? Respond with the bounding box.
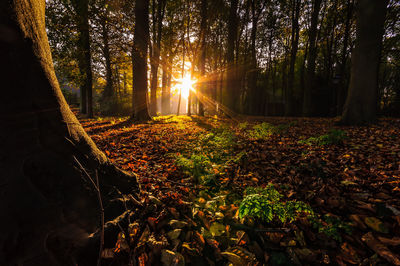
[0,0,139,264]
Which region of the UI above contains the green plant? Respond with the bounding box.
[239,185,314,223]
[299,129,347,146]
[248,123,276,139]
[309,214,352,242]
[238,122,248,130]
[176,154,213,183]
[247,122,295,139]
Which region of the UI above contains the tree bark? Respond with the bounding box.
[340,0,388,125]
[286,0,301,116]
[71,0,93,117]
[161,58,170,115]
[336,0,354,115]
[227,0,239,113]
[248,0,259,115]
[132,0,151,121]
[101,9,114,99]
[0,0,139,264]
[198,0,208,116]
[303,0,322,116]
[150,0,166,116]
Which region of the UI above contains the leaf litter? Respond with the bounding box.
[79,114,400,265]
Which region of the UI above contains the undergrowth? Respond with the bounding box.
[246,122,296,140]
[299,129,347,146]
[239,185,313,223]
[175,125,238,184]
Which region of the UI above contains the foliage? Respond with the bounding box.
[176,154,212,183]
[247,122,295,140]
[299,129,347,146]
[247,123,276,139]
[239,185,313,223]
[238,122,248,130]
[309,214,352,242]
[175,125,236,183]
[81,115,400,265]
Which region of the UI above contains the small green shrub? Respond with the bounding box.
[238,122,248,130]
[176,154,212,183]
[247,122,295,139]
[299,129,347,146]
[309,214,352,242]
[248,123,276,139]
[239,185,313,223]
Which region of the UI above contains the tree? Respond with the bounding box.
[303,0,322,116]
[0,0,139,264]
[336,0,354,116]
[285,0,301,116]
[99,0,114,100]
[71,0,94,117]
[150,0,167,116]
[227,0,239,113]
[340,0,388,124]
[132,0,152,121]
[197,0,208,116]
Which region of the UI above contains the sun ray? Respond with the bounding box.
[174,75,196,100]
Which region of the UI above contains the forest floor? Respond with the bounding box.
[79,114,400,265]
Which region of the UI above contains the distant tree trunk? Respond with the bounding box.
[0,0,139,264]
[303,0,322,116]
[227,0,239,113]
[198,0,208,116]
[286,0,301,116]
[71,0,93,117]
[167,70,172,112]
[101,11,113,99]
[150,0,166,116]
[132,0,151,121]
[248,0,259,115]
[340,0,388,125]
[161,59,170,115]
[177,22,185,116]
[336,0,354,115]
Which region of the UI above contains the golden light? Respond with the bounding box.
[177,75,196,99]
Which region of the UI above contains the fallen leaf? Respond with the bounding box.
[361,232,400,265]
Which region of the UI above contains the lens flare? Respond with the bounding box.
[178,75,196,99]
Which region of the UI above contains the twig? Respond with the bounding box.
[72,156,104,266]
[227,221,291,233]
[95,170,104,266]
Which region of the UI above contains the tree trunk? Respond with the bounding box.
[198,0,208,116]
[337,0,354,116]
[0,0,139,264]
[247,0,261,115]
[286,0,301,116]
[150,0,166,116]
[303,0,322,116]
[71,0,93,117]
[101,11,113,99]
[227,0,239,113]
[132,0,151,121]
[340,0,388,125]
[177,23,185,116]
[161,59,170,115]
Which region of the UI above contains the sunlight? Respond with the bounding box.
[176,75,196,99]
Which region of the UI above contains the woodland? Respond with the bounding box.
[0,0,400,265]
